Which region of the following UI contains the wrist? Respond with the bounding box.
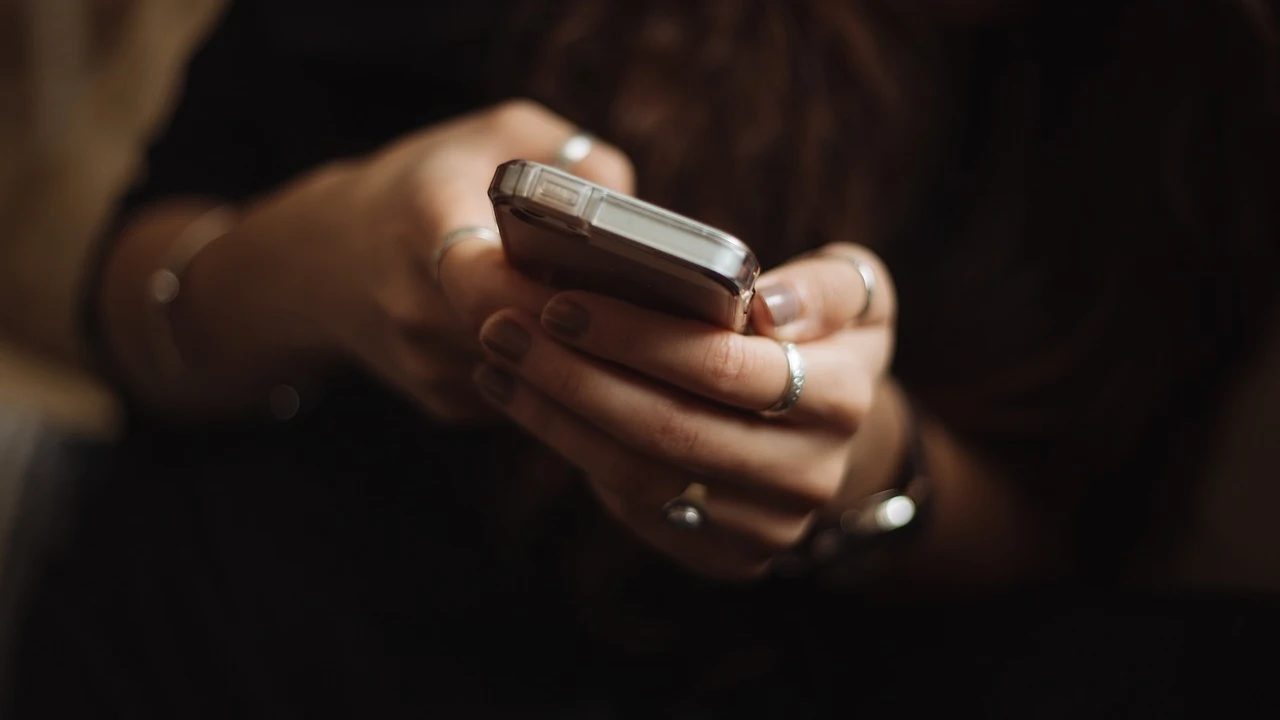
[98,172,352,416]
[822,378,911,519]
[774,381,930,583]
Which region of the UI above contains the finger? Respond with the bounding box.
[437,238,558,328]
[540,291,888,427]
[425,101,633,322]
[422,100,635,245]
[750,243,897,342]
[463,99,635,193]
[471,364,794,580]
[478,310,849,506]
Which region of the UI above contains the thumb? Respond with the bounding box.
[749,243,895,342]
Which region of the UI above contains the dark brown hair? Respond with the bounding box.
[496,0,1280,574]
[506,0,941,268]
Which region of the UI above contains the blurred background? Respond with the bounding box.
[0,0,225,700]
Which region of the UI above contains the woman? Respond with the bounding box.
[15,0,1280,716]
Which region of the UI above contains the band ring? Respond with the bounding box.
[821,253,877,322]
[433,226,500,283]
[849,256,877,322]
[762,341,806,416]
[663,482,708,532]
[552,131,595,170]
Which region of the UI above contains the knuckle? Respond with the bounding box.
[700,334,754,392]
[647,401,701,460]
[830,375,875,434]
[821,241,862,258]
[486,98,549,132]
[404,177,438,231]
[586,145,636,191]
[376,286,428,334]
[816,270,848,320]
[827,404,864,436]
[788,460,845,508]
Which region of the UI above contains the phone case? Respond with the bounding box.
[488,160,759,332]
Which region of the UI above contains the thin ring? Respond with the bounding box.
[850,256,877,322]
[821,253,877,322]
[762,341,806,416]
[663,482,708,532]
[552,131,595,170]
[433,226,500,283]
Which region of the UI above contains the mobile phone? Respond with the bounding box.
[488,159,759,333]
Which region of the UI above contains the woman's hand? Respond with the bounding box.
[305,100,633,421]
[102,99,634,419]
[473,244,898,580]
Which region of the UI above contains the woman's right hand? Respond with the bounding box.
[121,100,633,421]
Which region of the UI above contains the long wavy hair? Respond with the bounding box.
[496,0,1279,557]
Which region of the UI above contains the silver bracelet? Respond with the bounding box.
[146,205,237,385]
[145,206,305,422]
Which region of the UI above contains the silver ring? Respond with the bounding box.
[762,341,806,416]
[433,225,499,283]
[823,254,877,321]
[552,131,594,170]
[663,482,708,532]
[850,256,877,321]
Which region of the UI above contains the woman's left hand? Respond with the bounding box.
[474,243,896,581]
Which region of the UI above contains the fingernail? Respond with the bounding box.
[758,284,800,327]
[473,364,516,405]
[480,318,532,363]
[542,298,589,339]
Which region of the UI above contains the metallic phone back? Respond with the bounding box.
[488,160,759,332]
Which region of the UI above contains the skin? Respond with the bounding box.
[99,100,1061,588]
